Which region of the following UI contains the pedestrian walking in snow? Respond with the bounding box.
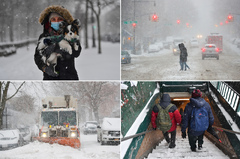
[179,43,190,71]
[34,5,81,80]
[151,94,182,148]
[181,89,214,152]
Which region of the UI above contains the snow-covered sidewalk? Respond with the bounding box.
[0,41,120,80]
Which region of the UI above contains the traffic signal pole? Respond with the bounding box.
[133,0,136,54]
[132,0,156,54]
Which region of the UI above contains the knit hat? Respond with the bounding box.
[49,12,64,22]
[192,89,202,98]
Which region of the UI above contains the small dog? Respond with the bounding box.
[37,19,81,73]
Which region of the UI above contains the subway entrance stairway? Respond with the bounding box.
[121,82,240,159]
[147,127,228,159]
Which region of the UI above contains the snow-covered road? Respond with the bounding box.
[0,41,120,80]
[121,40,240,80]
[0,134,120,159]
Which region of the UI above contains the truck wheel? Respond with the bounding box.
[101,140,105,145]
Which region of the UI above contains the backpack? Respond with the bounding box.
[190,106,209,132]
[156,104,174,132]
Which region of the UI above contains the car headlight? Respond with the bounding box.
[173,49,177,52]
[71,132,77,138]
[41,132,47,138]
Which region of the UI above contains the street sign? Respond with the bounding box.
[124,21,138,24]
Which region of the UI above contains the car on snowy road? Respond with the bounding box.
[0,129,24,150]
[121,51,131,64]
[172,37,185,55]
[148,44,160,53]
[189,39,199,48]
[97,117,120,145]
[83,121,98,135]
[201,44,219,60]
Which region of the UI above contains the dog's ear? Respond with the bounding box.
[72,19,81,29]
[59,21,67,29]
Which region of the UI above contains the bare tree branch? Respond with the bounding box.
[6,81,25,100]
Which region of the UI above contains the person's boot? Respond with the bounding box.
[198,144,202,150]
[191,147,197,152]
[163,132,170,143]
[169,131,176,148]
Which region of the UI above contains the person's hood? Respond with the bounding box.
[159,94,171,107]
[190,97,205,108]
[39,5,74,25]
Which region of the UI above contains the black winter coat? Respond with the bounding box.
[180,47,188,62]
[34,32,81,80]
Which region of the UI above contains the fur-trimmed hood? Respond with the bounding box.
[39,5,74,25]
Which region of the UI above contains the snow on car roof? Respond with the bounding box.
[0,129,19,138]
[102,118,120,131]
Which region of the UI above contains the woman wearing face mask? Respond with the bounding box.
[34,5,81,80]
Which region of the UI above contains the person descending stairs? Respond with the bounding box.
[147,127,229,159]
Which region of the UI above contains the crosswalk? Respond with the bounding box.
[147,127,229,159]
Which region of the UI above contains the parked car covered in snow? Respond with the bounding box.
[4,46,16,56]
[97,117,120,145]
[0,47,7,56]
[83,121,98,135]
[0,129,24,149]
[18,127,32,143]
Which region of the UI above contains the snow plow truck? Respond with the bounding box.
[35,95,80,148]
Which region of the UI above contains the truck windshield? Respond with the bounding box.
[59,111,76,126]
[41,111,58,126]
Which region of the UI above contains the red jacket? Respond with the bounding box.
[151,105,182,132]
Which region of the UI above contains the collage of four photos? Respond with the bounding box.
[0,0,240,159]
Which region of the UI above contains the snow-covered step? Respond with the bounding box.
[147,127,229,159]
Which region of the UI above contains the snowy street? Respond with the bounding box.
[0,134,120,159]
[121,39,240,80]
[0,41,120,80]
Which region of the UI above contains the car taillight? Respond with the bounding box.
[215,48,219,52]
[201,48,205,52]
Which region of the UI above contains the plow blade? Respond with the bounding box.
[33,137,81,148]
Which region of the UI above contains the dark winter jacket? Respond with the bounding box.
[180,47,188,62]
[35,33,81,80]
[151,94,182,132]
[34,5,81,80]
[181,97,214,136]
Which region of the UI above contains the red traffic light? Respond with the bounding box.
[152,14,158,22]
[177,20,180,24]
[132,23,136,27]
[227,14,234,22]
